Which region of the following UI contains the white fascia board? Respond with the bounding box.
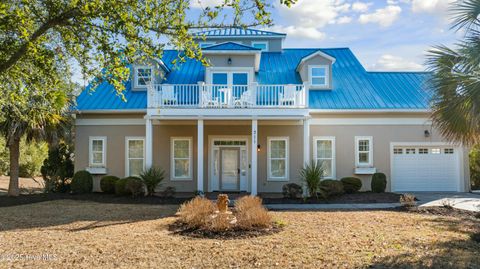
[309,109,431,114]
[202,50,261,55]
[310,117,432,125]
[150,108,309,118]
[76,118,146,126]
[194,35,285,39]
[75,109,146,114]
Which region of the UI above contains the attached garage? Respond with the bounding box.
[391,144,462,192]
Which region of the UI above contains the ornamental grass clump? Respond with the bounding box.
[235,196,272,230]
[177,196,216,229]
[300,161,324,198]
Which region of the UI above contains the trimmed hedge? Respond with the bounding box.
[340,177,362,194]
[125,177,145,198]
[282,183,303,198]
[320,179,344,197]
[71,170,93,194]
[100,175,120,194]
[371,173,387,193]
[115,176,142,196]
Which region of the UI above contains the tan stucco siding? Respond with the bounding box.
[206,54,256,69]
[309,124,469,192]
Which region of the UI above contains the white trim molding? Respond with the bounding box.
[309,109,431,114]
[170,137,193,181]
[310,117,431,125]
[267,136,289,182]
[89,136,107,168]
[296,51,336,71]
[251,41,269,51]
[76,118,146,126]
[313,136,336,179]
[125,136,145,177]
[308,65,330,89]
[355,136,373,168]
[133,65,153,88]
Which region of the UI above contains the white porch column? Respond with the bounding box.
[303,117,310,166]
[251,119,258,196]
[197,119,204,192]
[145,118,153,168]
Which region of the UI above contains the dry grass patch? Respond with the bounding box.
[235,196,271,229]
[0,200,479,268]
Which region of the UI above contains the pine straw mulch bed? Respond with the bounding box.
[262,192,401,204]
[0,192,189,207]
[0,200,479,268]
[168,218,283,239]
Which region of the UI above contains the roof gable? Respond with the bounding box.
[202,42,261,51]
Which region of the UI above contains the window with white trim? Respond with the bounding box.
[431,148,441,154]
[355,136,373,167]
[393,148,403,154]
[134,66,153,87]
[89,137,106,167]
[314,137,335,179]
[267,137,289,181]
[406,148,416,154]
[419,148,429,154]
[309,65,329,87]
[171,137,192,180]
[251,41,268,51]
[126,137,145,177]
[444,148,454,154]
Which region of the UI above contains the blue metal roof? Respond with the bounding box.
[203,42,260,51]
[75,48,431,111]
[193,28,286,37]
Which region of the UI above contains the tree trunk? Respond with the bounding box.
[8,137,20,196]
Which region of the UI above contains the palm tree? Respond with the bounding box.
[0,88,69,196]
[427,0,480,145]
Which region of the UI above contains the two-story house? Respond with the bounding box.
[74,28,471,195]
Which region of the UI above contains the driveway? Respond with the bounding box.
[412,192,480,212]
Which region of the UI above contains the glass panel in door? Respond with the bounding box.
[232,73,248,99]
[221,148,239,190]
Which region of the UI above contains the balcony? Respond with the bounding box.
[147,83,308,109]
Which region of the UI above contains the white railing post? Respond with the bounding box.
[145,117,153,169]
[197,119,204,192]
[251,118,258,195]
[250,82,258,108]
[303,82,309,108]
[197,81,205,108]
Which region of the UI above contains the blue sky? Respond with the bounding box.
[262,0,459,71]
[73,0,460,84]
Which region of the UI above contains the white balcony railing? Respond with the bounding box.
[148,83,308,108]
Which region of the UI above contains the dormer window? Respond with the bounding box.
[251,41,268,51]
[134,66,153,87]
[309,65,329,88]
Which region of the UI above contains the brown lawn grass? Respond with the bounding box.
[0,176,44,195]
[0,200,478,269]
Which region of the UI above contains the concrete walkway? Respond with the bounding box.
[413,192,480,212]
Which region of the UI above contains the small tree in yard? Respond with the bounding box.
[140,166,165,196]
[300,161,325,199]
[41,142,74,193]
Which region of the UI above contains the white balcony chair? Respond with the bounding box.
[279,85,297,106]
[161,85,177,106]
[234,90,255,108]
[201,89,220,108]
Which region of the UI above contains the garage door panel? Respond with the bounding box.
[392,146,459,192]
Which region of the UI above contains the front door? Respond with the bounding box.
[220,148,240,191]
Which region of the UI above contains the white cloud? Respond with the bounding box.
[371,54,424,71]
[352,2,372,12]
[410,0,453,13]
[276,0,351,28]
[269,25,326,40]
[190,0,224,8]
[358,5,402,27]
[337,16,353,24]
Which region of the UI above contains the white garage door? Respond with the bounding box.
[391,146,460,192]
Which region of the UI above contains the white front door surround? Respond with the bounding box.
[208,136,250,192]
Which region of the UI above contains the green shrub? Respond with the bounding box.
[320,179,344,197]
[371,173,387,193]
[340,177,362,194]
[40,142,74,193]
[163,186,176,198]
[300,161,324,198]
[100,175,119,194]
[125,177,145,198]
[70,170,93,194]
[115,178,129,196]
[282,183,303,198]
[139,166,165,196]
